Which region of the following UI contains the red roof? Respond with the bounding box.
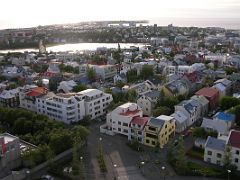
[120,109,141,116]
[228,130,240,149]
[195,88,219,98]
[26,87,48,97]
[130,116,149,127]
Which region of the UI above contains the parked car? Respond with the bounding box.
[41,175,54,180]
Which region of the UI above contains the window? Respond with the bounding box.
[207,151,212,156]
[149,127,156,131]
[146,133,157,139]
[123,129,128,133]
[146,139,150,143]
[217,153,222,158]
[118,121,121,125]
[236,150,240,155]
[152,141,156,145]
[216,160,221,165]
[235,158,239,163]
[123,122,128,127]
[118,128,121,132]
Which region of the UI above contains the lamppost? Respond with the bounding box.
[140,161,145,175]
[227,169,231,180]
[113,164,118,180]
[162,166,166,180]
[26,170,31,180]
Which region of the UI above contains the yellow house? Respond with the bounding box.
[144,115,175,148]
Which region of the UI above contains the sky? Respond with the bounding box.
[0,0,240,29]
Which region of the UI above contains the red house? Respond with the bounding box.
[195,88,219,111]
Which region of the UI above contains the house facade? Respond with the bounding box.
[144,115,175,148]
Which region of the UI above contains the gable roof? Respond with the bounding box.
[195,87,219,98]
[147,117,165,129]
[214,112,235,122]
[205,136,226,152]
[227,130,240,149]
[130,116,149,127]
[201,118,229,135]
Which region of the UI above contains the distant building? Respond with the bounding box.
[195,88,219,111]
[0,88,19,108]
[57,80,77,93]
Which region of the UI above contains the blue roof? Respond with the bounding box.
[214,112,235,122]
[205,136,226,152]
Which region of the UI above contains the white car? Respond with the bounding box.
[41,175,54,180]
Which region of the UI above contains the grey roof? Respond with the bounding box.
[144,90,160,99]
[148,117,165,129]
[201,118,229,135]
[205,136,226,152]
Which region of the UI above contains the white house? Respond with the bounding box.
[204,136,226,166]
[105,103,143,137]
[204,130,240,170]
[137,90,160,116]
[171,111,188,133]
[175,99,201,127]
[57,80,77,93]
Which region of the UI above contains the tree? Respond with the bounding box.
[220,96,240,111]
[73,84,87,92]
[223,146,232,169]
[153,106,171,117]
[193,127,207,139]
[115,81,125,88]
[225,67,238,75]
[126,69,138,83]
[175,136,187,174]
[229,105,240,126]
[86,67,96,82]
[140,65,154,80]
[49,129,73,154]
[126,89,137,102]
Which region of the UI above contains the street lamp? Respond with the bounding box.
[113,164,118,180]
[140,161,145,175]
[80,156,83,161]
[227,169,231,180]
[26,170,31,180]
[162,166,166,180]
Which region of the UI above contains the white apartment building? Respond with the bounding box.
[20,86,112,124]
[165,65,194,76]
[79,64,117,80]
[36,92,85,124]
[106,103,143,137]
[79,89,113,119]
[19,85,48,112]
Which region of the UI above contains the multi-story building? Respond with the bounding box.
[79,89,113,119]
[106,103,143,137]
[128,116,149,144]
[0,88,19,108]
[137,90,160,116]
[204,130,240,170]
[19,85,48,112]
[165,65,194,76]
[175,99,202,127]
[144,115,175,148]
[204,136,226,166]
[20,86,112,124]
[195,88,219,111]
[0,133,21,173]
[36,92,85,124]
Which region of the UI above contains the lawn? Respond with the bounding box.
[186,146,204,160]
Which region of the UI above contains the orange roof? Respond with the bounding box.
[26,87,48,97]
[120,109,141,116]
